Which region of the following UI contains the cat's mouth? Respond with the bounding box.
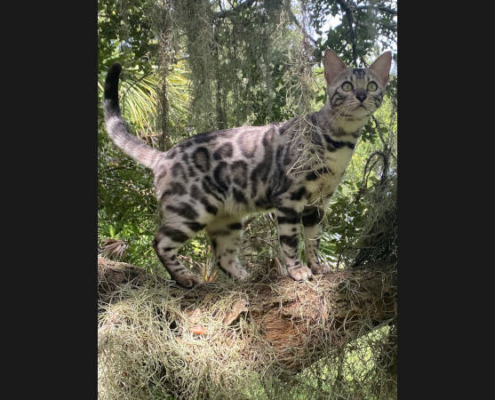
[349,104,372,118]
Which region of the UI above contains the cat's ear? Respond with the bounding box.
[369,51,392,86]
[323,49,346,86]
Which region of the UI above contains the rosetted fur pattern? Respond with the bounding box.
[103,49,392,288]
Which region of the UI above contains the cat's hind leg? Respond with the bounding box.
[153,209,212,288]
[206,217,250,281]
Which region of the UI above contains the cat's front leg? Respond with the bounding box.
[302,206,332,275]
[276,206,312,281]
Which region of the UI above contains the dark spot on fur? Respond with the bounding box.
[277,207,300,219]
[170,182,187,195]
[171,163,188,183]
[302,207,323,227]
[273,173,292,197]
[185,221,206,232]
[290,187,306,201]
[160,182,187,200]
[331,92,345,107]
[352,68,365,78]
[250,130,274,196]
[230,160,248,188]
[306,167,333,181]
[326,144,337,152]
[277,213,300,225]
[161,247,176,253]
[188,165,197,178]
[332,128,348,137]
[283,146,293,166]
[178,139,194,150]
[280,234,299,249]
[166,202,199,220]
[191,185,201,198]
[255,196,273,210]
[159,226,189,243]
[228,222,243,230]
[311,130,322,146]
[192,147,210,172]
[323,134,355,150]
[202,177,225,202]
[213,143,233,160]
[277,207,300,224]
[165,148,177,159]
[193,131,216,144]
[200,197,218,215]
[213,162,231,191]
[233,188,248,204]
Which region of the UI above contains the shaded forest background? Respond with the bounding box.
[97,1,397,399]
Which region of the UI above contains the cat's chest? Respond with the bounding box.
[303,146,354,203]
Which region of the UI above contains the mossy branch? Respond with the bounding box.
[98,257,396,381]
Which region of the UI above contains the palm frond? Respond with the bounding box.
[99,60,192,143]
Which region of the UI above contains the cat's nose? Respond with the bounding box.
[355,90,367,103]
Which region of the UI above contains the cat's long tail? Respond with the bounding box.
[103,63,163,169]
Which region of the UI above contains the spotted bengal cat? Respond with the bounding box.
[103,49,392,288]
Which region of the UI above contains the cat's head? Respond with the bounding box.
[323,49,392,118]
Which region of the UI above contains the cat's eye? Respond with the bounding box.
[367,82,378,91]
[342,82,353,92]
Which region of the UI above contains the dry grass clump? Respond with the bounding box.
[98,260,396,400]
[99,279,267,399]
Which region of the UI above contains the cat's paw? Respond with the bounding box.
[229,264,251,281]
[236,268,251,281]
[288,264,313,281]
[174,272,201,289]
[309,263,332,275]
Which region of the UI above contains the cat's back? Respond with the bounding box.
[152,123,285,202]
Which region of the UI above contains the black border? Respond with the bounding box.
[397,1,484,398]
[17,1,98,397]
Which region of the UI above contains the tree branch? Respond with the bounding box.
[213,0,258,19]
[98,257,396,373]
[287,8,318,46]
[335,0,358,66]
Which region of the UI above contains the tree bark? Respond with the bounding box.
[98,257,396,374]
